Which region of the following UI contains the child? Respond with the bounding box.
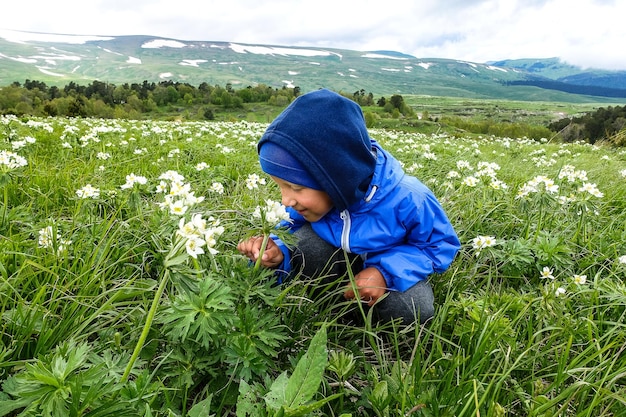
[237,89,460,325]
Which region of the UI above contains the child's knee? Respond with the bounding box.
[375,280,435,325]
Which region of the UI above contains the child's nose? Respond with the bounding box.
[281,193,296,207]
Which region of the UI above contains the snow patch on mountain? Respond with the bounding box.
[229,43,341,59]
[361,53,409,60]
[142,39,187,49]
[180,59,208,67]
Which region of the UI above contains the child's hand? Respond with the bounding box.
[343,267,387,307]
[237,236,284,268]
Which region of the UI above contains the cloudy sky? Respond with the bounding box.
[1,0,625,70]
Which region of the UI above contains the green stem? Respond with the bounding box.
[253,233,270,271]
[1,186,7,228]
[120,268,170,383]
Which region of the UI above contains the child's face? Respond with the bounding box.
[271,176,333,222]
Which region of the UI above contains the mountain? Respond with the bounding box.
[1,29,626,103]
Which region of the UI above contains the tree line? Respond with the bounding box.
[0,80,412,122]
[0,80,303,120]
[548,104,626,144]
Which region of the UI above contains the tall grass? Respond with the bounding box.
[0,114,624,416]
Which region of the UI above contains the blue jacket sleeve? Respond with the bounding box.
[364,192,460,292]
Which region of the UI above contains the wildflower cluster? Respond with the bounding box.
[120,173,148,190]
[38,226,72,254]
[471,235,497,256]
[253,199,291,228]
[76,184,100,199]
[0,150,28,171]
[176,213,225,258]
[450,160,508,191]
[246,173,267,190]
[10,136,36,150]
[516,175,559,199]
[156,170,204,216]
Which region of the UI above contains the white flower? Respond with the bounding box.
[456,160,472,170]
[489,179,508,190]
[246,173,266,190]
[578,183,604,198]
[253,200,291,226]
[0,150,28,170]
[619,255,626,265]
[158,170,185,183]
[11,140,26,150]
[462,176,478,187]
[210,182,225,194]
[185,236,206,258]
[169,180,191,197]
[195,162,209,171]
[540,266,555,280]
[169,199,188,216]
[38,226,54,248]
[573,274,587,285]
[76,184,100,199]
[471,235,497,254]
[120,173,148,190]
[155,180,168,193]
[38,226,72,254]
[177,217,198,239]
[555,287,566,297]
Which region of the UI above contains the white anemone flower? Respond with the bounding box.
[169,199,189,216]
[76,184,100,199]
[540,266,555,280]
[185,236,206,259]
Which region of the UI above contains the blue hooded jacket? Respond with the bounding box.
[258,89,460,292]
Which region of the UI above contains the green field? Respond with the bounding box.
[0,108,625,416]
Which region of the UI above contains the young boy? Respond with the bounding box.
[237,89,460,325]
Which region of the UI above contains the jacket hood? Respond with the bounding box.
[258,89,376,211]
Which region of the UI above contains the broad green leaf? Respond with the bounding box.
[264,372,289,410]
[265,326,327,412]
[188,394,213,417]
[284,392,343,417]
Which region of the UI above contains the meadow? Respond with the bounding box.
[0,113,625,416]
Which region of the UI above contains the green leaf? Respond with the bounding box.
[284,393,344,417]
[188,394,213,417]
[0,397,32,417]
[264,372,289,410]
[236,380,265,417]
[265,326,328,412]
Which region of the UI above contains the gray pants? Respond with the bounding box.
[289,224,434,326]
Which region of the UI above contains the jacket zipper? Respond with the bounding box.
[340,209,351,252]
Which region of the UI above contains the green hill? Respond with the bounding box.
[1,30,626,103]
